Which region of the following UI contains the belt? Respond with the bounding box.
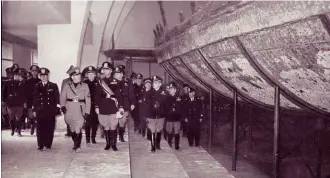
[67,99,85,103]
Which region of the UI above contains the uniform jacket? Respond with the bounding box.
[139,88,153,118]
[94,77,123,115]
[61,78,71,91]
[184,97,203,122]
[25,77,41,108]
[32,81,60,117]
[150,87,167,118]
[3,80,26,107]
[165,93,183,122]
[60,81,91,115]
[119,78,136,110]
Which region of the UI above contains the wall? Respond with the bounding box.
[12,43,31,69]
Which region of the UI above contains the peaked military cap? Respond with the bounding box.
[188,87,195,93]
[13,68,24,75]
[136,73,143,79]
[113,66,124,74]
[68,67,81,76]
[11,63,20,70]
[117,65,126,71]
[30,65,39,71]
[101,62,113,70]
[38,68,50,75]
[5,67,12,73]
[66,65,74,74]
[130,72,137,79]
[85,66,97,74]
[152,75,163,82]
[168,81,177,89]
[143,78,152,84]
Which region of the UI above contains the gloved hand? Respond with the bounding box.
[61,106,67,114]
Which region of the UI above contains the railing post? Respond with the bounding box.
[273,86,280,178]
[232,90,238,171]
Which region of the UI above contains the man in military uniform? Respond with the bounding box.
[184,87,204,147]
[61,67,91,152]
[139,78,153,138]
[83,66,99,144]
[147,75,167,152]
[3,68,27,136]
[165,82,182,150]
[95,62,123,151]
[132,73,143,133]
[25,65,41,135]
[61,65,74,137]
[113,66,136,142]
[1,67,13,129]
[32,68,60,150]
[180,84,190,137]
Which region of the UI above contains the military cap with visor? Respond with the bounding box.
[168,81,177,89]
[143,78,152,84]
[38,68,50,75]
[188,87,195,93]
[101,62,113,70]
[68,67,81,77]
[152,75,163,82]
[12,68,24,75]
[30,65,40,71]
[113,67,124,74]
[136,73,143,79]
[85,66,97,74]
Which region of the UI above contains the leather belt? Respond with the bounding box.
[67,99,85,103]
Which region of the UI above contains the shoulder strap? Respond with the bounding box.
[68,83,77,96]
[98,79,114,96]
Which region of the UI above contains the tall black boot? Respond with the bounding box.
[85,126,91,144]
[156,132,161,150]
[71,132,77,150]
[104,130,110,150]
[167,133,173,147]
[77,132,82,148]
[111,130,118,151]
[163,130,167,141]
[119,127,125,142]
[147,129,151,141]
[91,125,98,144]
[150,133,156,152]
[175,134,180,150]
[10,120,16,136]
[16,120,22,137]
[30,119,36,135]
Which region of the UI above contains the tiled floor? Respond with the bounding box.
[2,120,269,178]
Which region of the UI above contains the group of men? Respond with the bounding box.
[1,61,205,153]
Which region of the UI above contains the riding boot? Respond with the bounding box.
[111,130,118,151]
[85,126,91,144]
[30,119,36,135]
[147,128,151,141]
[17,121,22,137]
[119,127,125,142]
[104,130,110,150]
[71,132,78,150]
[150,133,156,152]
[175,134,180,150]
[167,133,173,147]
[163,130,167,141]
[156,132,161,150]
[91,125,97,144]
[77,132,82,148]
[10,120,16,136]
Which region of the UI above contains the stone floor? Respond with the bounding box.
[2,120,269,178]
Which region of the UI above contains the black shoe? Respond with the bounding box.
[91,138,97,144]
[17,132,22,137]
[11,130,15,136]
[38,146,44,151]
[30,126,35,135]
